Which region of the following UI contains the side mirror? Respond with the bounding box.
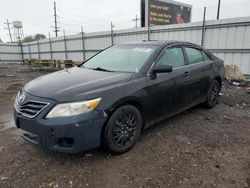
[152,64,173,74]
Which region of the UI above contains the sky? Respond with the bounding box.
[0,0,250,42]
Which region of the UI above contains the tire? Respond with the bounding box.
[103,105,142,154]
[204,80,220,109]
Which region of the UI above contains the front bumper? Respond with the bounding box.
[14,92,107,154]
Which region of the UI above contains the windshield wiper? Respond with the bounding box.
[92,67,114,72]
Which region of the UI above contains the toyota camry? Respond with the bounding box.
[14,41,225,154]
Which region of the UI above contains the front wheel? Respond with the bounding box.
[204,80,220,109]
[103,105,142,154]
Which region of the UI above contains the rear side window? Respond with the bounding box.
[157,47,185,68]
[201,51,211,61]
[185,47,203,65]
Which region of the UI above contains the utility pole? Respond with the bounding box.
[132,14,140,28]
[201,7,207,47]
[4,19,13,42]
[53,1,59,37]
[217,0,221,20]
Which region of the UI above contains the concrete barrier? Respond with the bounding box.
[225,64,246,81]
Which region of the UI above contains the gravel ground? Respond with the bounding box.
[0,64,249,188]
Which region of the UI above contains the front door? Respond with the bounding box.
[146,46,191,125]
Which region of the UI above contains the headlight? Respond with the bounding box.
[46,98,101,118]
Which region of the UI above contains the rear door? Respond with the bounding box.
[183,46,214,103]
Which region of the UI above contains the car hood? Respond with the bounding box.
[24,67,133,101]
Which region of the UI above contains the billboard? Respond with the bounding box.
[141,0,192,27]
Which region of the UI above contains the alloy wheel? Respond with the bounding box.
[112,112,137,147]
[208,82,219,105]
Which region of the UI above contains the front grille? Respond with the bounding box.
[15,99,49,118]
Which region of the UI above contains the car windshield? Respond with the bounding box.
[82,45,156,73]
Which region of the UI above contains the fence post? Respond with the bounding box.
[111,22,114,46]
[147,25,151,41]
[37,40,41,59]
[18,39,24,63]
[63,30,68,60]
[48,32,53,60]
[201,7,207,47]
[28,42,31,59]
[81,26,86,61]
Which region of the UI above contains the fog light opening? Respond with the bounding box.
[57,138,74,148]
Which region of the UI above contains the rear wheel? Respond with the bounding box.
[204,80,220,109]
[103,105,142,154]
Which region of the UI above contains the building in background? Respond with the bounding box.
[141,0,192,27]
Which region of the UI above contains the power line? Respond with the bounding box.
[205,1,250,9]
[59,1,139,18]
[205,2,250,20]
[58,6,139,23]
[21,7,53,22]
[58,9,105,22]
[4,19,13,42]
[23,15,52,25]
[58,8,139,30]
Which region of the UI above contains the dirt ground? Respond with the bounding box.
[0,64,249,188]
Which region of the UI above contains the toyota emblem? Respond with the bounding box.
[18,93,25,104]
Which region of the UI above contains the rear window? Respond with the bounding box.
[202,51,211,61]
[185,47,204,65]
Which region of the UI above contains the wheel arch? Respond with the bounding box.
[214,76,222,90]
[100,97,146,144]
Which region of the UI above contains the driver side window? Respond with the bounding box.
[157,47,185,68]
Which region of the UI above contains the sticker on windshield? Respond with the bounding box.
[133,47,152,53]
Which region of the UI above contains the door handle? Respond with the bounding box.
[184,71,190,78]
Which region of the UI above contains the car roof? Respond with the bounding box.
[120,40,199,48]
